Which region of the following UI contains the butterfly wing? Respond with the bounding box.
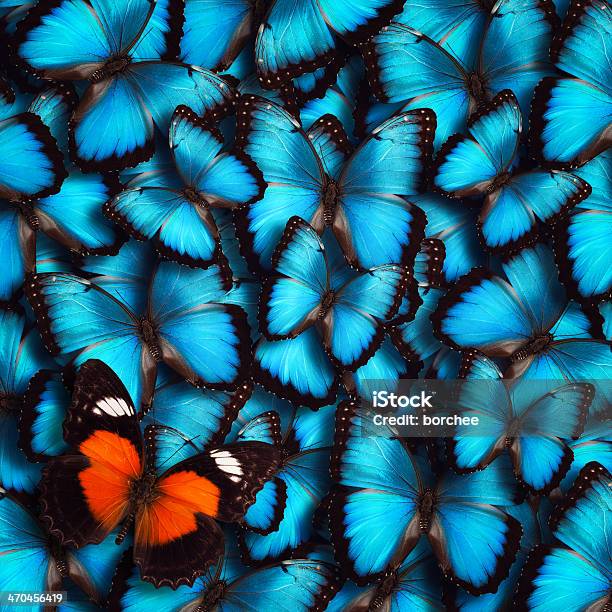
[479,169,590,252]
[151,262,250,389]
[133,441,279,587]
[516,462,611,610]
[234,96,325,271]
[335,110,431,269]
[366,25,471,149]
[260,217,327,339]
[532,0,612,167]
[330,401,422,584]
[305,114,351,180]
[40,360,143,547]
[20,369,70,462]
[325,265,409,370]
[0,491,60,594]
[0,207,30,302]
[180,0,253,70]
[412,193,485,282]
[0,112,65,199]
[480,0,556,117]
[35,170,121,254]
[556,150,612,300]
[432,457,522,594]
[26,272,154,409]
[433,89,521,197]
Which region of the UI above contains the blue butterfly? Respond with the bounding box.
[330,400,522,594]
[327,539,444,611]
[452,351,593,493]
[516,462,611,610]
[25,261,251,411]
[433,90,591,253]
[235,95,431,271]
[0,306,53,493]
[432,244,612,396]
[555,150,611,302]
[106,104,264,270]
[366,0,556,149]
[110,531,341,612]
[16,0,235,171]
[531,0,611,168]
[256,218,411,406]
[0,489,131,603]
[255,0,403,88]
[237,402,335,563]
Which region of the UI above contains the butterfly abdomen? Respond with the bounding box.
[418,489,435,532]
[137,317,162,361]
[11,198,39,230]
[322,178,338,226]
[319,290,336,319]
[195,580,228,612]
[370,570,399,609]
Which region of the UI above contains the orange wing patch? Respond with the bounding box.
[78,431,143,532]
[134,470,220,546]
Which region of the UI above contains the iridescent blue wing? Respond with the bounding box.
[150,262,250,390]
[256,0,401,88]
[479,169,591,253]
[327,264,408,370]
[242,475,287,536]
[0,492,55,592]
[412,193,485,282]
[346,337,411,400]
[35,170,121,255]
[235,96,325,271]
[516,462,611,610]
[335,110,431,269]
[0,307,52,492]
[433,457,522,594]
[180,0,253,70]
[396,0,488,67]
[20,369,70,461]
[531,0,611,167]
[330,400,421,584]
[556,150,612,301]
[222,558,341,612]
[560,420,612,493]
[305,115,351,181]
[25,273,152,409]
[79,238,154,315]
[433,90,521,198]
[239,404,335,562]
[433,245,566,356]
[509,379,593,492]
[365,24,471,149]
[0,112,65,199]
[480,0,556,119]
[0,207,30,301]
[142,372,252,470]
[129,0,182,61]
[260,217,327,339]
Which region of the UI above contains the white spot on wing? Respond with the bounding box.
[210,450,243,476]
[96,396,133,417]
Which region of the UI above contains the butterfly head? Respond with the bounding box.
[322,178,339,226]
[418,488,436,532]
[510,333,554,363]
[137,317,162,361]
[90,55,131,83]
